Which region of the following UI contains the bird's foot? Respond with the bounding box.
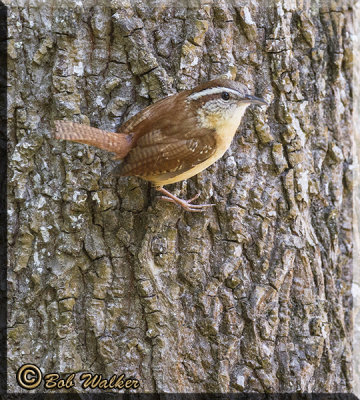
[156,187,215,212]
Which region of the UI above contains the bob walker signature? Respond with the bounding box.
[16,364,140,391]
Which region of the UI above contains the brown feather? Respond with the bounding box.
[54,121,132,159]
[117,130,216,178]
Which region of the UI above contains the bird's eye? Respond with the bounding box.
[222,92,230,100]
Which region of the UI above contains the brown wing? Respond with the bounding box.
[117,90,194,139]
[118,95,176,135]
[114,127,216,177]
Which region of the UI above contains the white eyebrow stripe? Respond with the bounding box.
[188,87,241,100]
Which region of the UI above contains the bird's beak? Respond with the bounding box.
[243,94,268,106]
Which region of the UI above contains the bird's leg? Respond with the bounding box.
[155,186,215,212]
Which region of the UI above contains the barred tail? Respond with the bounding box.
[54,120,132,159]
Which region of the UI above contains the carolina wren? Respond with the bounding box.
[54,79,267,212]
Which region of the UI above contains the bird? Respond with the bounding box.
[54,78,267,212]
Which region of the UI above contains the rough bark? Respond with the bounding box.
[6,0,354,393]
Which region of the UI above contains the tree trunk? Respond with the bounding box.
[6,0,354,393]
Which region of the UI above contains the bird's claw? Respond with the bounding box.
[159,193,215,212]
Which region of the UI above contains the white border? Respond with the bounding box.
[353,0,360,396]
